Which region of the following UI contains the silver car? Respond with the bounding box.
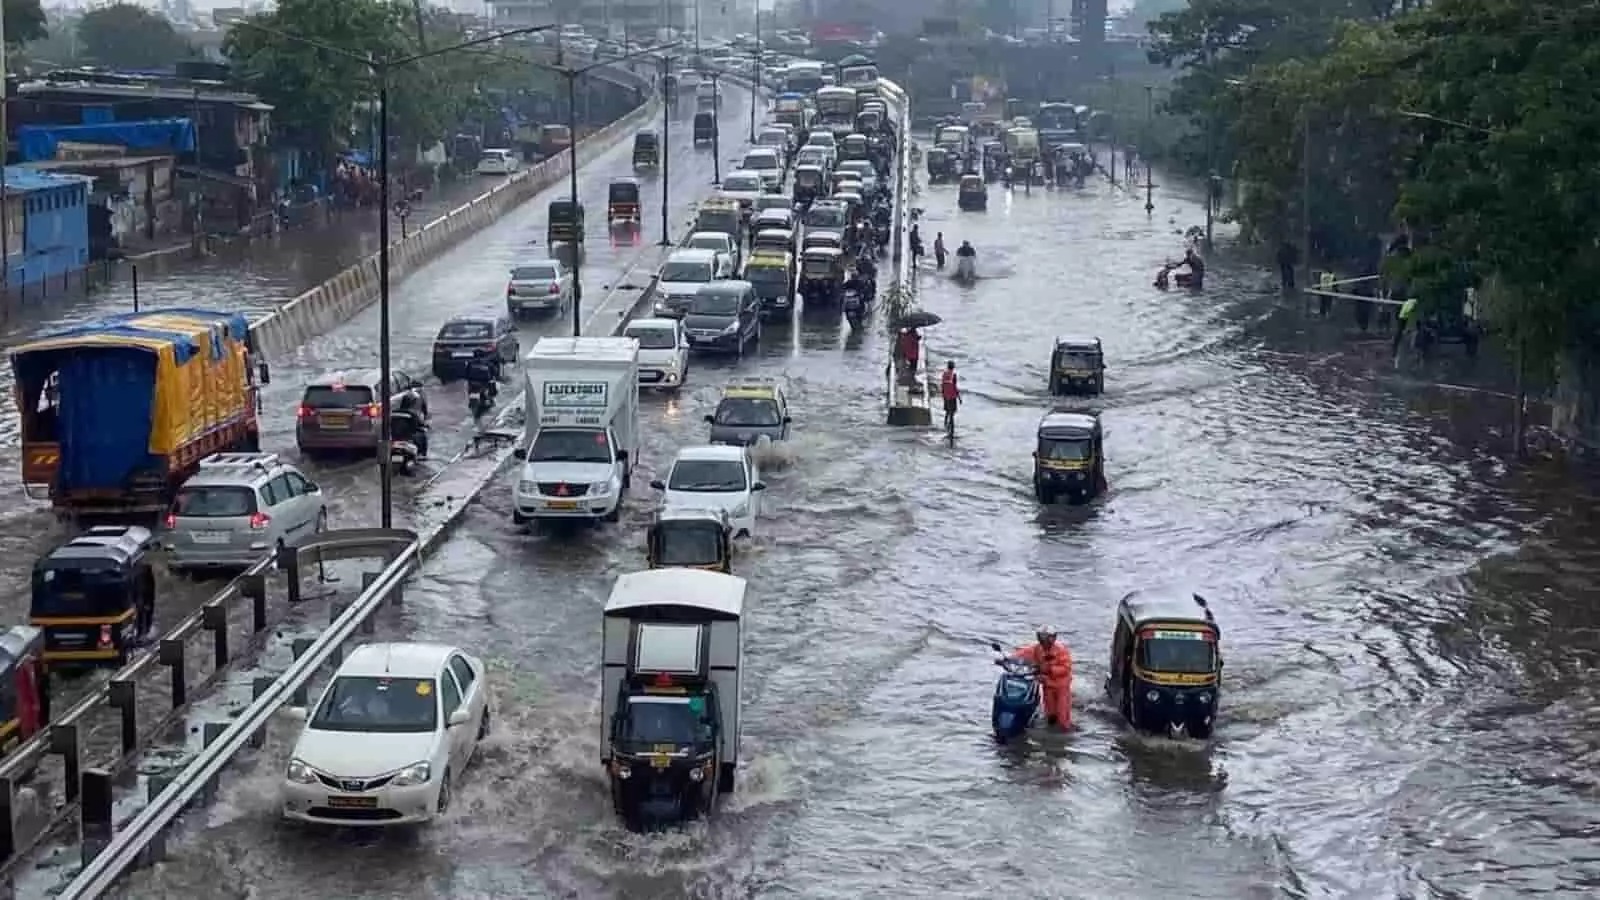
[165,453,328,574]
[507,259,573,317]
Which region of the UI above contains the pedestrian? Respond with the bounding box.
[1393,296,1419,356]
[1277,240,1298,292]
[897,327,921,376]
[940,360,960,435]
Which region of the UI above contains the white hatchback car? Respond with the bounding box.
[476,149,519,175]
[281,643,492,827]
[651,444,765,538]
[623,317,690,390]
[683,230,740,276]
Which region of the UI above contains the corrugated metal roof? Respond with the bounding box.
[1,166,95,193]
[17,79,273,110]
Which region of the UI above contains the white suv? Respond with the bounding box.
[164,453,328,575]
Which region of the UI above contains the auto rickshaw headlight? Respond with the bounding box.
[615,764,632,780]
[1199,693,1212,705]
[1146,690,1160,703]
[688,766,705,782]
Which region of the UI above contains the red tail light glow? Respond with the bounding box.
[549,283,560,294]
[362,403,381,417]
[97,625,113,649]
[164,512,177,529]
[297,405,314,419]
[249,512,271,530]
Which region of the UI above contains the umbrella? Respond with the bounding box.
[892,310,942,330]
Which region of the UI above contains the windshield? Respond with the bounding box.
[32,568,131,615]
[530,429,613,463]
[1040,438,1092,462]
[660,261,713,282]
[690,292,741,316]
[724,175,761,192]
[1139,633,1216,675]
[174,485,257,517]
[805,208,846,229]
[439,321,492,339]
[620,697,709,745]
[743,154,778,170]
[512,265,558,281]
[803,259,836,276]
[655,524,724,566]
[806,134,834,147]
[303,384,374,408]
[759,132,786,145]
[714,397,780,427]
[1057,350,1099,369]
[687,236,727,252]
[746,267,788,288]
[697,213,739,234]
[626,327,677,350]
[668,459,747,491]
[310,676,438,734]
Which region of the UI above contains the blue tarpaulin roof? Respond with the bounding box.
[16,118,196,163]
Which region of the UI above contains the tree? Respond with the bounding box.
[3,0,47,46]
[77,4,194,69]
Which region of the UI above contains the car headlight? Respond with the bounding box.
[615,764,632,780]
[390,761,432,787]
[517,479,537,494]
[592,481,612,493]
[688,766,705,782]
[286,758,318,784]
[731,502,750,518]
[721,321,740,334]
[1146,690,1161,703]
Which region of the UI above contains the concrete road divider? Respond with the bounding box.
[251,57,661,359]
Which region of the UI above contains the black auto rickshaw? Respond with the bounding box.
[799,247,845,305]
[608,178,642,242]
[547,199,586,246]
[0,626,48,756]
[855,110,882,135]
[632,130,660,172]
[1031,410,1105,504]
[792,165,825,207]
[646,508,733,572]
[1049,335,1105,395]
[693,111,717,145]
[1106,590,1222,739]
[925,147,950,183]
[31,526,157,668]
[958,174,988,211]
[841,133,870,161]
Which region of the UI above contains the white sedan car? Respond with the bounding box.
[281,643,492,827]
[651,444,765,538]
[683,230,740,276]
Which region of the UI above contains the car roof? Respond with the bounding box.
[666,248,719,262]
[39,525,154,568]
[698,279,754,295]
[185,452,291,487]
[673,444,749,463]
[687,231,733,243]
[336,642,459,678]
[307,369,382,389]
[513,258,560,268]
[626,317,679,331]
[1055,335,1101,347]
[441,315,494,326]
[755,207,793,218]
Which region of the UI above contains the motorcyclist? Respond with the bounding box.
[933,233,947,269]
[1181,247,1206,288]
[394,392,429,458]
[1004,625,1073,728]
[842,269,869,308]
[956,240,976,260]
[465,357,498,420]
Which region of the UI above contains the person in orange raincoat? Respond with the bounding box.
[1010,625,1073,728]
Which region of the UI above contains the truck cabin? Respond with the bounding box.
[0,625,47,754]
[30,526,156,666]
[936,125,970,149]
[647,508,733,571]
[1115,591,1222,684]
[1035,412,1101,468]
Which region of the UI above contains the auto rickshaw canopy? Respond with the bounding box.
[31,526,155,618]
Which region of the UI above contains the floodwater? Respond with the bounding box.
[104,148,1600,899]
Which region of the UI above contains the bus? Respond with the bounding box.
[783,61,825,95]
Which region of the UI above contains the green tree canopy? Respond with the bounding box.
[4,0,47,45]
[77,4,194,69]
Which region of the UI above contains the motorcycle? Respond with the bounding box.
[468,377,498,419]
[955,254,977,282]
[388,410,427,475]
[843,288,866,329]
[989,642,1040,743]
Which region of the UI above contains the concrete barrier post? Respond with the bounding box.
[0,776,15,861]
[78,768,114,867]
[279,544,303,604]
[51,722,81,802]
[202,603,229,670]
[250,677,275,748]
[160,637,187,709]
[328,601,349,667]
[108,677,139,756]
[290,638,315,706]
[242,571,268,633]
[137,774,174,867]
[200,723,226,803]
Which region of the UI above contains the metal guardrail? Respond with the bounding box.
[0,529,413,890]
[1303,272,1403,307]
[50,528,419,898]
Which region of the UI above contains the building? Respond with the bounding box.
[0,167,94,301]
[24,154,178,259]
[491,0,693,35]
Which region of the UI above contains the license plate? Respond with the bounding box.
[451,351,473,358]
[650,756,672,769]
[191,531,230,544]
[548,500,578,510]
[320,413,350,429]
[640,371,663,382]
[326,795,378,809]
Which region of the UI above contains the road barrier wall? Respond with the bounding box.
[251,55,661,359]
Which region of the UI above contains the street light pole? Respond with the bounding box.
[660,54,673,246]
[749,3,760,143]
[1301,106,1311,293]
[710,71,721,185]
[1144,84,1154,215]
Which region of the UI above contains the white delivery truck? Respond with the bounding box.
[512,337,641,525]
[601,569,746,830]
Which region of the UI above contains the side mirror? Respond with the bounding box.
[704,414,716,424]
[512,448,527,460]
[782,416,792,424]
[752,481,767,491]
[617,450,629,463]
[257,361,271,385]
[447,708,472,728]
[650,479,665,490]
[283,706,308,721]
[1031,450,1038,459]
[304,481,321,493]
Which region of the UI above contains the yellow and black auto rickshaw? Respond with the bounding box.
[632,130,660,172]
[0,625,48,755]
[1031,410,1105,504]
[1106,591,1222,739]
[925,147,952,183]
[547,199,586,246]
[608,178,642,244]
[646,508,733,572]
[1049,335,1105,395]
[31,526,157,668]
[958,174,988,211]
[792,165,825,207]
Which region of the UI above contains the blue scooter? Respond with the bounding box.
[989,641,1040,743]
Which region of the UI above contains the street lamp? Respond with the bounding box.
[1143,84,1155,215]
[235,21,558,529]
[749,2,762,143]
[659,53,675,247]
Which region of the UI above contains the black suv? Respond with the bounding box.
[683,281,761,355]
[430,315,520,380]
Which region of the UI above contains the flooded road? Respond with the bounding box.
[107,152,1600,899]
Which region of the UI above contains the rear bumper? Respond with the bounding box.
[166,542,273,568]
[296,427,380,451]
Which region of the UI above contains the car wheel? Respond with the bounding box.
[435,770,452,814]
[478,706,492,740]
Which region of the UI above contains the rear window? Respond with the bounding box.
[513,265,558,280]
[303,384,375,408]
[174,485,258,517]
[439,321,493,339]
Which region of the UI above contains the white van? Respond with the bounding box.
[476,149,519,176]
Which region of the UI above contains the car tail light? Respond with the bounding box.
[549,283,560,294]
[507,283,516,297]
[297,404,314,419]
[484,343,498,352]
[362,403,381,417]
[97,625,113,650]
[164,512,177,529]
[249,512,271,530]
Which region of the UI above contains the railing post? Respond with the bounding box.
[79,768,114,867]
[202,604,229,670]
[108,677,139,757]
[290,638,315,706]
[359,573,381,632]
[328,602,349,667]
[365,569,403,606]
[200,724,226,804]
[160,638,187,709]
[0,776,15,862]
[50,723,81,803]
[241,571,268,633]
[250,677,274,748]
[278,543,302,604]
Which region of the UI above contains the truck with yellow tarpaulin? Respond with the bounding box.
[10,308,267,516]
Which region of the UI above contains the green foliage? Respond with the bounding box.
[4,0,47,46]
[77,4,195,69]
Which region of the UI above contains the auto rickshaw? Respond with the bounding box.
[31,526,157,668]
[855,111,881,135]
[608,178,642,243]
[841,133,870,161]
[802,200,849,232]
[753,228,795,254]
[798,247,846,305]
[547,199,586,246]
[1031,410,1105,504]
[0,626,48,756]
[693,111,717,145]
[802,230,844,253]
[1106,590,1222,739]
[1049,335,1105,395]
[646,507,733,572]
[957,174,988,211]
[632,130,660,171]
[793,165,825,206]
[925,147,951,183]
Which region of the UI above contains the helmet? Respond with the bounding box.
[1036,625,1058,643]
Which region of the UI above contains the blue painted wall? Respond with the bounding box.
[5,183,90,289]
